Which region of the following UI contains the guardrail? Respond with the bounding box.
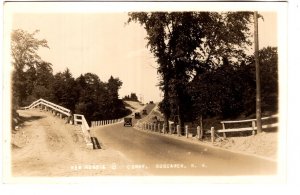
[20,99,93,149]
[73,114,93,149]
[20,98,71,117]
[217,114,278,138]
[137,121,205,139]
[91,118,123,127]
[137,114,278,144]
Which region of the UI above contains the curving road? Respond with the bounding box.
[92,105,277,176]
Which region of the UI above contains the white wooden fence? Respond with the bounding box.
[138,122,204,140]
[91,118,123,127]
[217,114,278,138]
[20,98,71,117]
[74,114,93,149]
[138,114,278,144]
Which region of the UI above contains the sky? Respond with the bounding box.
[7,3,280,103]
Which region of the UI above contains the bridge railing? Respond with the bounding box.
[20,98,71,117]
[73,114,93,149]
[20,99,93,149]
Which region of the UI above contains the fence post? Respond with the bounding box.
[185,125,188,138]
[222,123,226,138]
[200,125,203,139]
[158,123,161,133]
[197,126,201,140]
[252,120,256,135]
[211,127,215,143]
[177,125,180,136]
[162,124,165,134]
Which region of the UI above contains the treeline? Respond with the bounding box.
[128,12,278,128]
[122,93,139,102]
[11,29,130,123]
[189,47,278,120]
[157,48,278,124]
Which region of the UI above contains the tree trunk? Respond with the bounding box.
[178,105,184,136]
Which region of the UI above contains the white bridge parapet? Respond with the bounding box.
[74,114,93,149]
[20,98,71,117]
[20,98,93,149]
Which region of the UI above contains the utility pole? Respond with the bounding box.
[254,11,262,133]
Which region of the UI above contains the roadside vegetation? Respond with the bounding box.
[11,29,130,125]
[128,12,278,130]
[122,93,139,102]
[11,12,278,132]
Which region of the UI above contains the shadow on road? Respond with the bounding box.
[22,115,45,122]
[91,137,101,149]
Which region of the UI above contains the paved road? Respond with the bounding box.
[93,118,277,176]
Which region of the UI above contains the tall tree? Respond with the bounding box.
[31,62,53,100]
[11,29,50,107]
[107,76,122,100]
[128,12,253,129]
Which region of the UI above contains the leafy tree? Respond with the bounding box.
[246,47,278,113]
[49,68,78,112]
[189,47,278,119]
[74,73,129,123]
[107,76,122,99]
[128,12,253,129]
[123,93,139,101]
[10,29,130,125]
[11,29,50,107]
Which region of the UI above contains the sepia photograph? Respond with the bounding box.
[2,1,288,184]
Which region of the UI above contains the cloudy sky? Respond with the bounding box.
[6,2,283,103]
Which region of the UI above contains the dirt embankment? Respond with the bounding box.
[11,110,147,177]
[210,132,278,160]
